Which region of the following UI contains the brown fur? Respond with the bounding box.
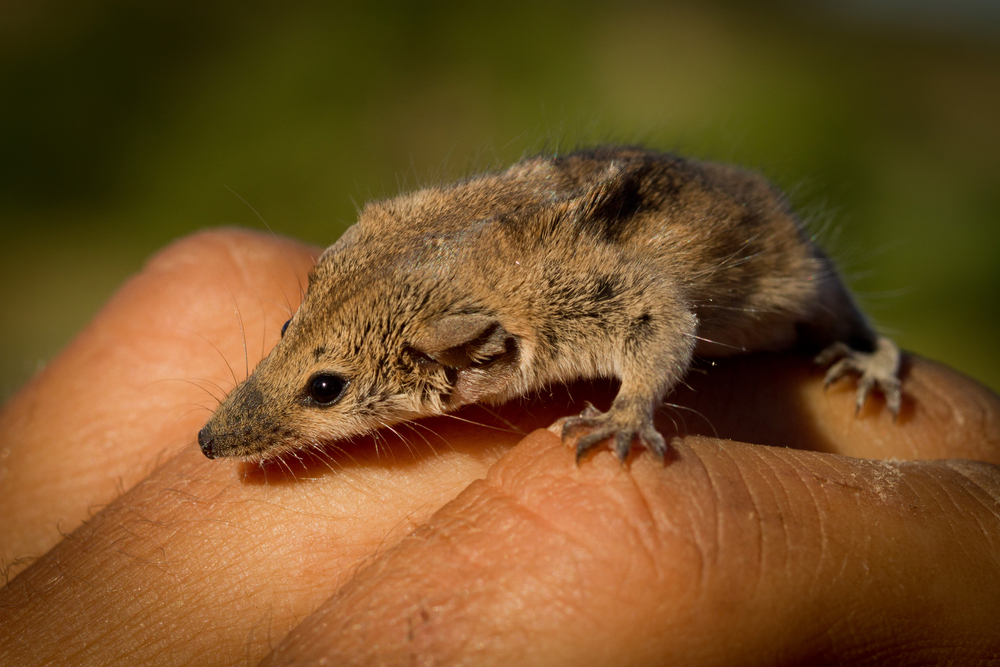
[198,147,901,462]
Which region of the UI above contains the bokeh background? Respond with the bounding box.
[2,0,998,401]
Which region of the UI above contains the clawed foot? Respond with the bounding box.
[816,336,902,416]
[561,402,667,462]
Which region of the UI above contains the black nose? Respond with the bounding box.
[198,425,216,459]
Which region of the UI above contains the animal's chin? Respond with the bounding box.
[223,411,444,465]
[222,438,308,464]
[238,428,368,464]
[236,448,282,465]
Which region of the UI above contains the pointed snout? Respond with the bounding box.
[198,423,217,459]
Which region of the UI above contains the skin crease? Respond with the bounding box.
[0,229,997,666]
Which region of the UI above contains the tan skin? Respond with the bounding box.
[0,229,998,666]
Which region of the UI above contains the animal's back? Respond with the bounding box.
[353,147,842,358]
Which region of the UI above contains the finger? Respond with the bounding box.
[263,430,1000,666]
[0,226,995,665]
[666,352,1000,463]
[0,414,515,666]
[0,229,319,576]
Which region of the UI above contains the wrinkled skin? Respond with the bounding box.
[1,230,998,666]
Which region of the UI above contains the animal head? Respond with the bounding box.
[197,218,523,461]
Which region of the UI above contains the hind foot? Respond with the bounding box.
[816,336,902,416]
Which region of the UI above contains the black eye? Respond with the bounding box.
[281,319,291,337]
[307,374,348,406]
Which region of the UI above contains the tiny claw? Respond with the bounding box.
[856,378,903,418]
[562,415,599,442]
[854,376,875,413]
[642,428,668,460]
[613,430,633,461]
[824,357,856,389]
[880,378,902,417]
[575,430,611,463]
[815,341,850,367]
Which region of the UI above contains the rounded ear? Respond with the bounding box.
[410,314,508,367]
[410,314,520,407]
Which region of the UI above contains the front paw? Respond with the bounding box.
[561,405,667,462]
[816,336,902,416]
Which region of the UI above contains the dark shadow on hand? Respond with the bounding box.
[237,350,903,483]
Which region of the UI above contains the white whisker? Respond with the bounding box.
[681,332,745,351]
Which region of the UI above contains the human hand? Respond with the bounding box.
[1,229,998,666]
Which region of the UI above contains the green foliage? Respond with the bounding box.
[2,0,998,397]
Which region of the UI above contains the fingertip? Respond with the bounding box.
[0,229,323,575]
[667,352,1000,464]
[143,227,319,277]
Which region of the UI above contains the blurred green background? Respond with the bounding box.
[1,0,998,401]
